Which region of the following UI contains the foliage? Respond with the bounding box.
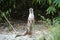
[38,24,60,40]
[33,0,60,7]
[33,0,60,25]
[46,18,51,25]
[0,0,16,19]
[46,24,60,40]
[1,12,15,31]
[46,6,56,14]
[53,16,60,25]
[0,0,16,31]
[0,0,60,25]
[53,0,60,7]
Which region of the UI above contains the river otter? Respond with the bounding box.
[15,8,35,37]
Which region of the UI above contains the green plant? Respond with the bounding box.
[0,11,16,31]
[48,25,60,40]
[0,0,16,31]
[32,0,60,25]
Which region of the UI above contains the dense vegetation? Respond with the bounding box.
[0,0,60,25]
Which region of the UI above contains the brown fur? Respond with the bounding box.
[15,8,34,37]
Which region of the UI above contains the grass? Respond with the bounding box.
[45,24,60,40]
[38,24,60,40]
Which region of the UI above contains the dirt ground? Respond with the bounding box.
[0,20,48,34]
[0,20,49,40]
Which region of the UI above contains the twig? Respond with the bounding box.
[3,13,16,32]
